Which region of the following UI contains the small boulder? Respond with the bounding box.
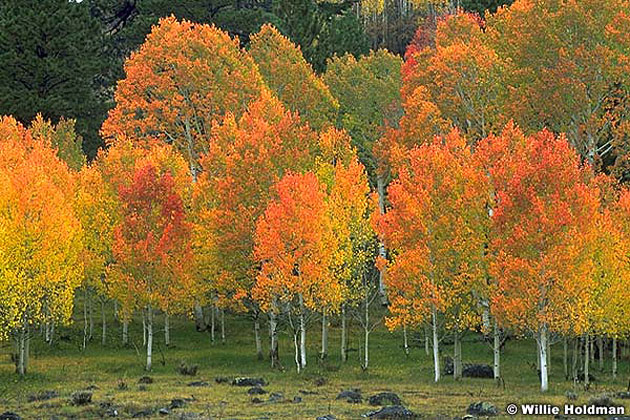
[158,407,170,416]
[27,390,58,402]
[587,395,615,407]
[187,381,209,387]
[71,390,93,406]
[268,392,284,403]
[336,389,362,403]
[300,389,318,395]
[0,413,21,420]
[363,405,419,418]
[138,376,154,384]
[232,377,266,387]
[170,399,186,409]
[86,384,100,390]
[215,376,230,384]
[248,386,267,395]
[177,362,198,376]
[368,392,402,406]
[565,391,578,401]
[132,409,154,418]
[293,396,302,403]
[467,401,498,416]
[616,392,630,399]
[251,397,264,404]
[316,416,336,420]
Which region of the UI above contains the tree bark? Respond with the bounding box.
[424,324,430,356]
[83,289,89,351]
[563,336,568,379]
[299,295,307,369]
[493,319,501,380]
[146,305,153,371]
[341,304,347,362]
[16,322,28,376]
[254,317,263,360]
[221,309,225,344]
[164,313,170,347]
[539,326,549,392]
[403,324,409,357]
[101,299,107,346]
[584,334,590,389]
[320,311,328,360]
[88,291,94,340]
[376,175,388,305]
[210,303,216,344]
[269,311,279,368]
[612,337,618,379]
[363,291,370,370]
[598,336,604,370]
[431,307,440,382]
[193,301,206,332]
[142,312,147,347]
[453,329,462,380]
[122,319,129,346]
[572,338,579,381]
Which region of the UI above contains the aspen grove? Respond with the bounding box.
[4,0,630,398]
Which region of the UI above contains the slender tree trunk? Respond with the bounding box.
[403,324,409,357]
[269,312,279,368]
[142,312,147,347]
[453,329,462,380]
[88,291,94,340]
[376,176,388,305]
[563,337,568,379]
[363,292,370,370]
[164,313,170,347]
[424,324,430,356]
[612,337,618,379]
[45,321,51,343]
[210,303,216,344]
[584,334,590,389]
[114,301,118,321]
[493,319,501,380]
[293,327,301,374]
[546,334,551,372]
[254,317,263,361]
[221,309,225,344]
[589,335,594,363]
[193,301,206,332]
[83,289,89,351]
[320,311,328,360]
[299,295,307,369]
[146,305,153,371]
[101,300,107,346]
[598,336,604,370]
[16,322,28,376]
[539,326,549,392]
[341,304,347,362]
[431,308,440,382]
[122,319,129,346]
[572,338,579,381]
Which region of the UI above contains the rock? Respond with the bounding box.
[314,377,328,387]
[466,402,498,416]
[215,376,230,384]
[251,397,264,404]
[608,417,630,420]
[0,413,21,420]
[158,407,170,416]
[177,362,198,376]
[336,389,362,403]
[248,386,267,395]
[362,405,419,418]
[565,391,578,401]
[138,376,154,384]
[71,390,93,406]
[462,364,494,379]
[368,392,402,406]
[299,389,319,395]
[187,381,209,387]
[132,409,154,418]
[616,392,630,399]
[268,392,284,403]
[177,414,202,420]
[27,390,59,402]
[99,402,120,418]
[587,395,615,407]
[170,399,186,409]
[138,385,148,391]
[86,384,99,390]
[232,377,266,387]
[293,396,302,403]
[316,416,336,420]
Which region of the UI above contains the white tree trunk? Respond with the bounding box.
[376,176,388,305]
[299,295,307,369]
[563,337,568,378]
[584,334,590,388]
[164,313,170,347]
[146,305,153,371]
[320,311,328,360]
[493,319,501,380]
[142,312,147,347]
[453,330,462,380]
[613,337,617,379]
[210,303,216,344]
[424,324,430,356]
[122,319,129,345]
[403,324,409,357]
[293,329,301,373]
[221,309,225,344]
[269,312,279,368]
[432,307,440,382]
[193,301,205,332]
[598,336,604,370]
[89,292,94,340]
[101,300,107,346]
[254,317,263,360]
[16,323,28,376]
[83,289,89,351]
[341,305,347,362]
[363,292,370,370]
[539,326,549,392]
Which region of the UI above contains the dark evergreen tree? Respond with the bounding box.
[460,0,514,15]
[0,0,107,159]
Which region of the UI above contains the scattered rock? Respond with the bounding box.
[0,413,21,420]
[293,396,302,403]
[187,381,209,387]
[158,407,170,416]
[587,395,615,407]
[177,362,198,376]
[132,408,154,418]
[99,402,119,417]
[70,390,93,406]
[268,392,284,403]
[251,397,264,404]
[248,386,267,395]
[232,377,266,387]
[138,376,154,384]
[316,416,336,420]
[299,389,319,395]
[215,376,230,384]
[363,405,420,418]
[466,401,498,416]
[462,364,494,379]
[170,399,186,409]
[313,377,328,387]
[86,384,99,390]
[565,391,578,401]
[27,390,58,402]
[369,392,402,406]
[608,417,630,420]
[616,392,630,399]
[336,389,362,403]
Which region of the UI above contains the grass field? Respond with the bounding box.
[1,308,629,419]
